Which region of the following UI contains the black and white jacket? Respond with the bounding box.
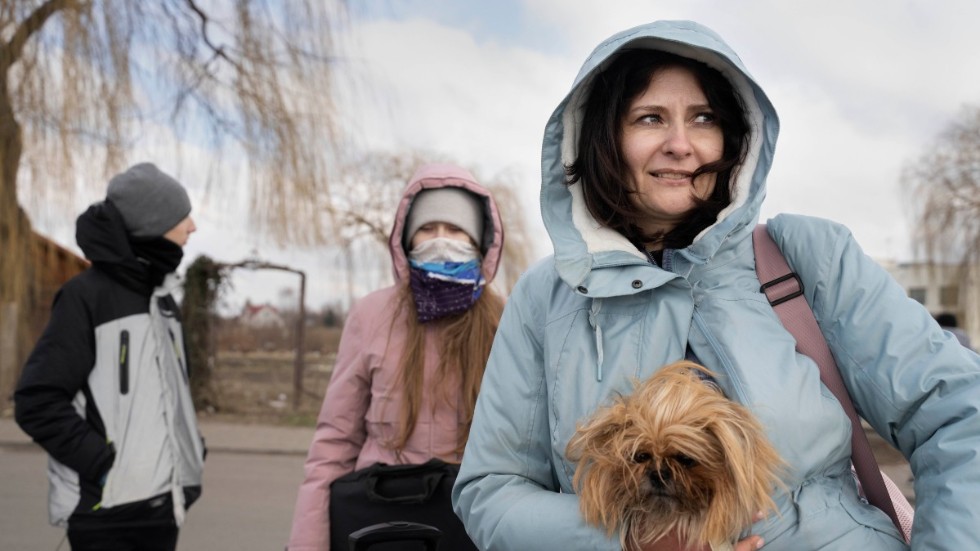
[15,201,204,529]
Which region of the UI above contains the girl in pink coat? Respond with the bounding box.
[286,163,505,551]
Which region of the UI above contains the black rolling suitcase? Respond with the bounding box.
[330,459,478,551]
[348,522,441,551]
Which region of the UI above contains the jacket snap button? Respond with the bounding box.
[576,286,588,294]
[631,280,642,289]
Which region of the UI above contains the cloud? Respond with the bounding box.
[761,77,915,258]
[509,0,980,259]
[334,16,579,257]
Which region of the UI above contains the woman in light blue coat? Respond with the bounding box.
[452,20,980,551]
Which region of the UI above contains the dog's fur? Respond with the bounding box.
[566,361,783,551]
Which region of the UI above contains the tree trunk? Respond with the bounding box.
[0,68,35,412]
[0,302,20,415]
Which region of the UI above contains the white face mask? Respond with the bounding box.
[408,237,480,264]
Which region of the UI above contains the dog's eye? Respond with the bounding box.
[674,454,697,467]
[632,452,652,463]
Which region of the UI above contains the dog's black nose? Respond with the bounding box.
[649,467,672,487]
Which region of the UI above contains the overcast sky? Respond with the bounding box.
[27,0,980,312]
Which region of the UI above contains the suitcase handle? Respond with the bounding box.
[363,461,450,504]
[348,521,442,551]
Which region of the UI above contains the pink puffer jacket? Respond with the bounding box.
[286,164,504,551]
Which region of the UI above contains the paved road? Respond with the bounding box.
[0,417,314,551]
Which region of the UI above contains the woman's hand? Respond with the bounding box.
[628,532,764,550]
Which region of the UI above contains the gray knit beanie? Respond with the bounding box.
[107,163,192,238]
[405,188,485,249]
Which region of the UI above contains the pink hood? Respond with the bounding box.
[387,163,504,284]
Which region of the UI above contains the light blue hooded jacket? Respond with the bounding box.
[452,20,980,551]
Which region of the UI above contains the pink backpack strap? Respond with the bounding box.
[752,224,912,542]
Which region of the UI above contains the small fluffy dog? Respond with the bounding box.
[566,361,783,551]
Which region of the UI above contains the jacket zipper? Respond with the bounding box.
[119,330,130,394]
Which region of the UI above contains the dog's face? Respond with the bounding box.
[566,361,782,549]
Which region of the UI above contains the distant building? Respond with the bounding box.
[240,301,287,329]
[882,260,979,347]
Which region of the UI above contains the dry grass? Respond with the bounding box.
[202,327,342,427]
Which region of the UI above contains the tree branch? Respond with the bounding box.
[340,210,389,244]
[183,0,245,73]
[2,0,78,71]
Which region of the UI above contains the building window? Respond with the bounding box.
[940,285,959,307]
[908,287,927,304]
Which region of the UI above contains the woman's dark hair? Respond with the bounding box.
[565,49,750,250]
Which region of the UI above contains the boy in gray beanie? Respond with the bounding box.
[107,162,194,241]
[16,161,204,551]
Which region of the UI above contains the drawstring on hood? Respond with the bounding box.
[588,299,605,381]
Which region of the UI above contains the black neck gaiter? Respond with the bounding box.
[130,237,184,289]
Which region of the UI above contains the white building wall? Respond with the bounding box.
[882,260,980,348]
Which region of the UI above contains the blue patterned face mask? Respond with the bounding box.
[408,238,484,322]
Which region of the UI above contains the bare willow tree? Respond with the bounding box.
[482,172,535,292]
[902,104,980,327]
[323,150,534,306]
[0,1,346,387]
[322,150,416,306]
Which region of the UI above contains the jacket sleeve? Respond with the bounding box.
[774,215,980,549]
[453,271,621,551]
[287,297,375,551]
[13,282,116,483]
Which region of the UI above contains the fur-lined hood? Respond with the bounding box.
[540,20,779,292]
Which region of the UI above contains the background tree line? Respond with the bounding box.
[902,105,980,331]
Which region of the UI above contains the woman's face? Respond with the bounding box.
[410,221,475,249]
[619,65,724,239]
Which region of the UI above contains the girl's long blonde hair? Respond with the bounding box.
[388,280,504,456]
